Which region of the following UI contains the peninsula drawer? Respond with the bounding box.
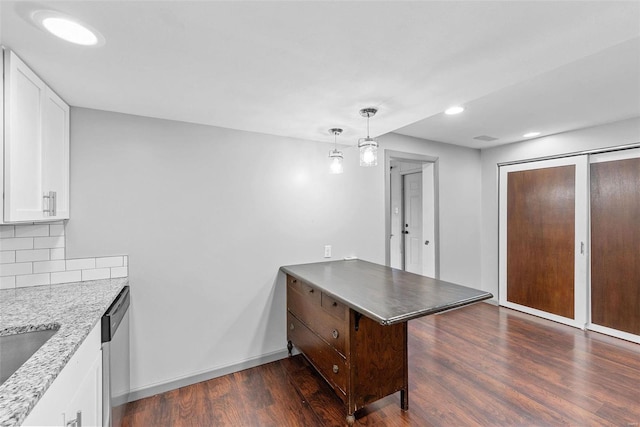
[287,312,348,398]
[287,276,321,308]
[321,292,347,321]
[287,279,347,355]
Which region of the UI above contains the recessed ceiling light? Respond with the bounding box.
[444,106,464,115]
[33,11,104,46]
[523,132,541,138]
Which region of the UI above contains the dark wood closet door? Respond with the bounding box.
[591,157,640,335]
[507,165,575,319]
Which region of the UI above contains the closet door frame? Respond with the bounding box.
[499,155,589,329]
[588,148,640,344]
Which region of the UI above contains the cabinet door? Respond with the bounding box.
[22,324,102,426]
[64,350,102,427]
[42,87,70,220]
[3,49,70,223]
[499,156,589,328]
[4,49,46,222]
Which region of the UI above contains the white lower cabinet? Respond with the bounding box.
[22,323,102,426]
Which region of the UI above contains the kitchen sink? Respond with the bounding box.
[0,327,59,386]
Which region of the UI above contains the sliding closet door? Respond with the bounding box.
[499,157,588,327]
[590,149,640,340]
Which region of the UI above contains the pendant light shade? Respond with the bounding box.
[328,128,344,174]
[358,137,378,167]
[358,108,378,167]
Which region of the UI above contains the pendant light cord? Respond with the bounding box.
[366,114,370,139]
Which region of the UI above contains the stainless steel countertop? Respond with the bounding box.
[281,260,492,325]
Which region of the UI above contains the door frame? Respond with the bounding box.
[499,155,589,329]
[384,150,439,278]
[588,148,640,344]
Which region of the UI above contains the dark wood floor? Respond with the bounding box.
[122,303,640,426]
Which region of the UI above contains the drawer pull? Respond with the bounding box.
[290,323,295,330]
[332,329,339,339]
[333,364,339,374]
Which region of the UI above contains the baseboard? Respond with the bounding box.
[128,347,294,402]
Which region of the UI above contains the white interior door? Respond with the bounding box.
[403,172,423,275]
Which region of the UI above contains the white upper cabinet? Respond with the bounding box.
[3,48,70,223]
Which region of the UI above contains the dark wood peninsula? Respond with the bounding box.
[280,259,493,425]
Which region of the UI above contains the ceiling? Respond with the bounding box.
[1,1,639,149]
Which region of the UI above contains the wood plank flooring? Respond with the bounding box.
[122,303,640,426]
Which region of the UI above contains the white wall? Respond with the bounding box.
[67,108,482,394]
[480,117,640,299]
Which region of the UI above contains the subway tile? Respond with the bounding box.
[0,251,16,264]
[17,273,50,288]
[110,266,128,278]
[33,236,65,249]
[65,258,96,271]
[16,249,50,263]
[96,256,123,268]
[82,268,110,281]
[34,260,66,273]
[0,226,15,239]
[50,248,65,260]
[0,276,16,289]
[51,270,81,285]
[49,224,65,236]
[15,224,50,238]
[0,238,34,251]
[0,262,32,277]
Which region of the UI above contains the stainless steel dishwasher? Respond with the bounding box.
[102,286,130,427]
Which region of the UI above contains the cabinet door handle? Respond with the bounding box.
[332,364,339,374]
[66,411,81,427]
[43,191,56,216]
[332,329,339,339]
[308,288,314,293]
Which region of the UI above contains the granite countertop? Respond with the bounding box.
[0,277,128,426]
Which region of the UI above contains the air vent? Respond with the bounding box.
[473,135,499,142]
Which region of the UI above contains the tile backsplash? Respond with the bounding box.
[0,222,128,289]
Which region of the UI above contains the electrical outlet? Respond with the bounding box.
[324,245,332,258]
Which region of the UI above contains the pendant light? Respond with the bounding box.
[358,108,378,167]
[328,128,344,174]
